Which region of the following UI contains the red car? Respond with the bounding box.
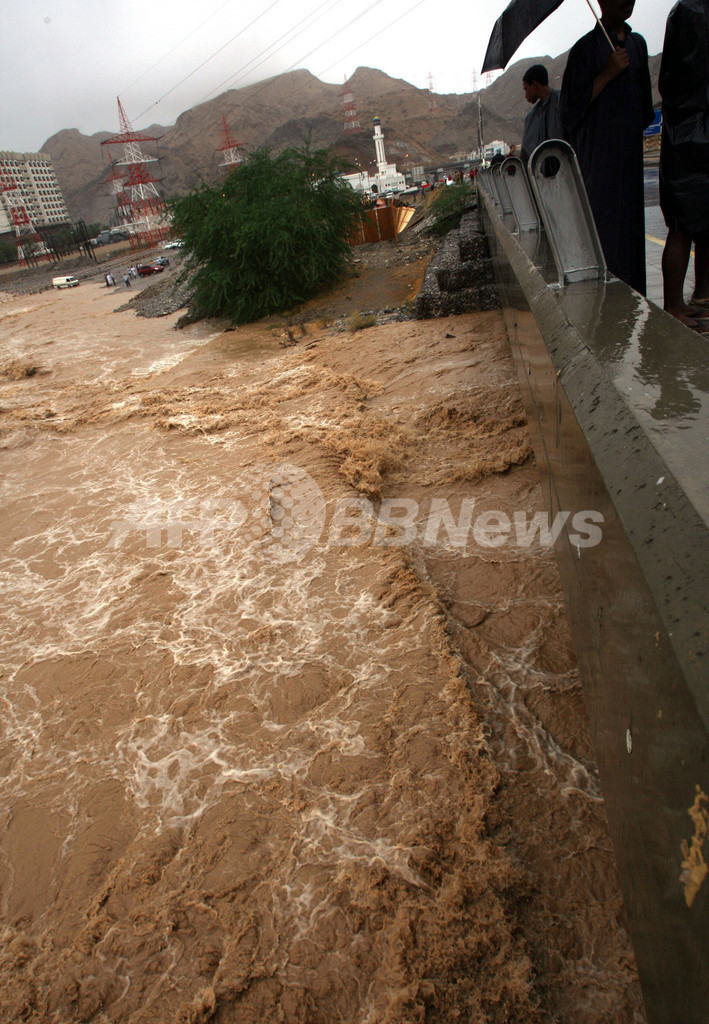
[137,263,164,277]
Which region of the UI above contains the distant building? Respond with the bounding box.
[0,199,10,235]
[0,151,70,234]
[341,117,406,196]
[371,117,406,194]
[483,140,510,161]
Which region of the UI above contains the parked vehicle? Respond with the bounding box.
[137,264,164,277]
[151,256,169,267]
[163,240,184,250]
[52,275,80,288]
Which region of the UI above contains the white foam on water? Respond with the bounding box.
[0,297,639,1024]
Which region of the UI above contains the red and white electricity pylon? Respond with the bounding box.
[216,115,245,172]
[101,98,169,250]
[343,77,361,134]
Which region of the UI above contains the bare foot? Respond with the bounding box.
[686,304,709,320]
[665,305,700,328]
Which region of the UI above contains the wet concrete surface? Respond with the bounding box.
[481,182,709,1024]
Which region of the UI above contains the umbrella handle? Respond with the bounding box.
[584,0,616,51]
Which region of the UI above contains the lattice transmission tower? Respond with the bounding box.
[101,98,169,250]
[427,73,439,115]
[343,77,361,133]
[216,115,245,172]
[103,149,131,226]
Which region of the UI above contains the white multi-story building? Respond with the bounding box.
[0,151,70,233]
[483,140,510,161]
[0,198,11,234]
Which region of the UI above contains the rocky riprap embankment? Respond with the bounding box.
[114,275,194,319]
[413,208,499,318]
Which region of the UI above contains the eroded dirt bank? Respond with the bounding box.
[0,265,646,1023]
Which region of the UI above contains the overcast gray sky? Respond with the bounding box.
[4,0,675,153]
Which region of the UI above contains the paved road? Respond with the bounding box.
[645,165,666,307]
[644,164,697,307]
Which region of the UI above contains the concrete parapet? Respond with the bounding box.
[480,190,709,1024]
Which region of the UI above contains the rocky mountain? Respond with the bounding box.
[41,57,662,226]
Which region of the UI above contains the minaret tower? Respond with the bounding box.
[372,117,387,175]
[216,115,245,171]
[101,98,169,250]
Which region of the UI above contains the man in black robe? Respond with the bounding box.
[561,0,654,294]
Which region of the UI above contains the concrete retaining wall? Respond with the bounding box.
[480,190,709,1024]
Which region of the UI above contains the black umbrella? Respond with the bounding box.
[481,0,613,73]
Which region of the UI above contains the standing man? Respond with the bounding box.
[520,64,563,165]
[561,0,654,295]
[659,0,709,327]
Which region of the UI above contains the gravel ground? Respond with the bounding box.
[0,244,177,296]
[0,223,440,329]
[113,273,194,319]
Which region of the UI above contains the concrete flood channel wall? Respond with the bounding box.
[475,187,708,1022]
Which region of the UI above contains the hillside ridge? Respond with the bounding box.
[40,57,661,226]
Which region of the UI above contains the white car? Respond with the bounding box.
[163,240,184,250]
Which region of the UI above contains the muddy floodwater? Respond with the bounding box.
[0,276,646,1023]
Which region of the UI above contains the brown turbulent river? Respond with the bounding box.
[0,275,646,1023]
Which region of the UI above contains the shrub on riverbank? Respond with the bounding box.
[426,180,477,236]
[168,145,363,325]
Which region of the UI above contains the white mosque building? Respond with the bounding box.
[341,117,406,196]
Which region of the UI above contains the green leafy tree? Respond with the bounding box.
[168,144,364,324]
[426,180,477,235]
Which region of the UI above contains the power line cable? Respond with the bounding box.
[277,0,389,78]
[132,0,282,123]
[198,0,346,104]
[316,0,429,80]
[239,0,390,107]
[130,0,431,134]
[121,0,240,95]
